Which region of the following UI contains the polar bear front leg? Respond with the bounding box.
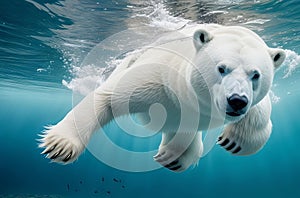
[39,64,167,164]
[39,91,112,164]
[217,94,272,156]
[154,132,203,172]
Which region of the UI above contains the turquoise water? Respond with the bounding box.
[1,0,300,197]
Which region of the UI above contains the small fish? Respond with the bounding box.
[113,178,119,183]
[67,184,70,191]
[101,177,105,182]
[94,190,99,194]
[106,191,111,195]
[122,185,125,189]
[80,181,83,184]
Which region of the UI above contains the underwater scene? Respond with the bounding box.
[1,0,300,197]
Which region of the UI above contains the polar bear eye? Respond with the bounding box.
[251,70,260,80]
[218,65,226,75]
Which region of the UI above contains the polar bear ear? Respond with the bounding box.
[268,48,286,70]
[193,29,213,50]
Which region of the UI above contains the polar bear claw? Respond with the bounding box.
[39,126,85,164]
[217,136,242,154]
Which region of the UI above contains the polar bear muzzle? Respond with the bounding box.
[226,94,248,116]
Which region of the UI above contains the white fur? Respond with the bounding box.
[39,24,285,171]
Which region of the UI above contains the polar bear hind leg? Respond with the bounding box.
[217,94,272,156]
[154,132,203,172]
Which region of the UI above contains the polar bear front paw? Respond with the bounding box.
[38,126,85,164]
[217,121,272,156]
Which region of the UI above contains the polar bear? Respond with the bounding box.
[39,24,285,172]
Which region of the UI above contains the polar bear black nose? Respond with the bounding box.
[227,94,248,111]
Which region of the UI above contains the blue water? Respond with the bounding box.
[1,0,300,197]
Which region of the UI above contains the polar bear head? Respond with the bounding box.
[190,25,285,122]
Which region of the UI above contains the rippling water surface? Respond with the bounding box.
[1,0,300,197]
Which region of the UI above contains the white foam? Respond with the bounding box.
[215,0,247,4]
[282,49,300,78]
[269,90,280,104]
[244,19,270,25]
[62,57,121,95]
[63,2,191,94]
[147,3,190,30]
[202,10,229,16]
[62,64,105,95]
[36,68,47,72]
